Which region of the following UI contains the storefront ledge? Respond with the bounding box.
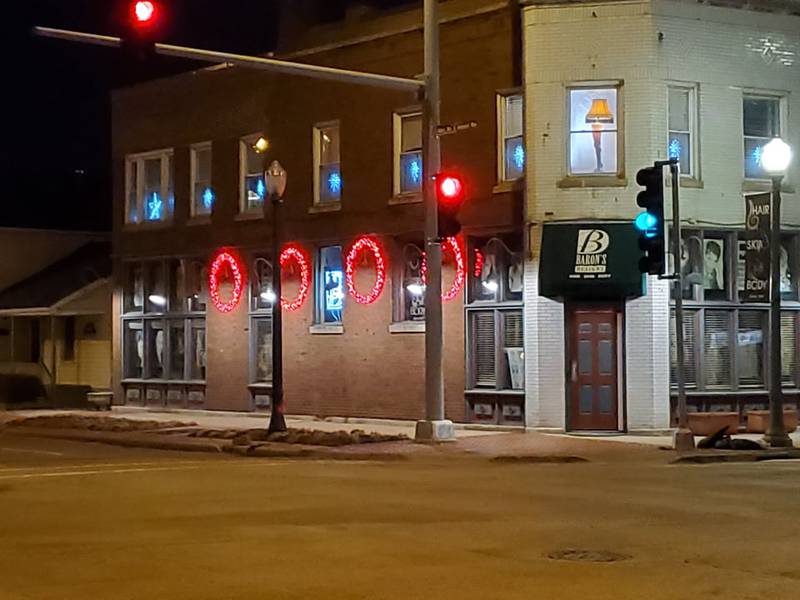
[309,324,344,335]
[388,322,425,334]
[308,203,342,214]
[186,215,212,226]
[122,220,174,232]
[234,211,263,222]
[557,175,627,189]
[742,179,796,194]
[388,193,422,206]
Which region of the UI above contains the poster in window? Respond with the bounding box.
[324,269,344,321]
[703,239,724,291]
[780,243,792,294]
[679,235,702,297]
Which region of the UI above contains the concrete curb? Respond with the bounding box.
[672,449,800,464]
[224,443,413,461]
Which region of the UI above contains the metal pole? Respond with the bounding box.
[268,192,287,434]
[33,27,424,93]
[766,175,792,447]
[416,0,454,441]
[670,162,693,450]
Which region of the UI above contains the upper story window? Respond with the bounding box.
[240,135,265,214]
[743,94,782,179]
[394,112,423,196]
[667,85,698,178]
[568,85,620,176]
[125,149,174,224]
[498,93,524,181]
[313,122,341,205]
[191,143,214,217]
[317,246,344,324]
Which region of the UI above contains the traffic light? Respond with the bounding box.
[122,1,161,60]
[634,164,665,275]
[435,173,465,239]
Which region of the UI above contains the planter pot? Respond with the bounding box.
[687,412,740,436]
[746,410,798,434]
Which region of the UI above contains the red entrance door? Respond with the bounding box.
[568,307,620,431]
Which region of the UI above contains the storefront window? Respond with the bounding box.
[252,257,274,312]
[470,237,524,303]
[144,320,165,379]
[146,262,167,312]
[395,242,426,323]
[124,263,144,313]
[317,246,344,324]
[252,318,272,383]
[168,321,185,380]
[123,320,143,379]
[189,320,206,381]
[737,311,765,387]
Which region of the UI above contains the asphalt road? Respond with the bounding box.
[1,433,799,600]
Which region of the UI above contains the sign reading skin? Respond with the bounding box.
[742,192,771,302]
[539,223,644,299]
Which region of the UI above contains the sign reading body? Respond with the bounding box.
[742,192,771,302]
[539,223,644,299]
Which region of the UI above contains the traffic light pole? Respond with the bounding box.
[668,162,694,451]
[416,0,455,442]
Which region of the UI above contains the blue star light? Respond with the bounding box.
[202,187,215,210]
[408,159,422,185]
[256,178,266,199]
[513,143,526,171]
[328,171,342,195]
[668,138,682,160]
[147,193,163,221]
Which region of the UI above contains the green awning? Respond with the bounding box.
[539,222,645,299]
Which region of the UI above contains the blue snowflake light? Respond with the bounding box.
[256,178,266,199]
[202,187,215,210]
[408,159,422,185]
[668,138,682,160]
[328,171,342,195]
[147,193,163,221]
[752,145,763,167]
[513,143,526,171]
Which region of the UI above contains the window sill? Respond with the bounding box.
[122,220,174,232]
[742,179,795,194]
[388,321,425,334]
[234,211,264,222]
[465,388,525,395]
[121,379,207,385]
[680,178,704,189]
[248,382,273,389]
[309,324,344,335]
[492,179,523,194]
[187,215,212,226]
[388,193,422,206]
[557,175,627,189]
[308,203,342,214]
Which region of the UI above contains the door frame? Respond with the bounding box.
[563,302,627,432]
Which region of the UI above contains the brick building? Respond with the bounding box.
[111,0,527,423]
[521,0,800,431]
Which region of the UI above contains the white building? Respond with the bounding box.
[521,0,800,431]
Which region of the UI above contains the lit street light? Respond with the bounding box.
[762,136,793,448]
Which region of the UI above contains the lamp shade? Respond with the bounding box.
[265,160,288,198]
[761,137,792,174]
[585,98,614,124]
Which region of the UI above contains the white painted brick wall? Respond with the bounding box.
[521,0,799,430]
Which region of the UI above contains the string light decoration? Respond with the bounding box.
[474,248,485,279]
[345,236,387,305]
[209,250,245,313]
[421,236,466,302]
[280,245,311,312]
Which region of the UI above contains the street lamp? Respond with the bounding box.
[254,143,289,434]
[762,136,793,448]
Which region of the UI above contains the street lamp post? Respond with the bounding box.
[262,154,288,434]
[761,137,793,448]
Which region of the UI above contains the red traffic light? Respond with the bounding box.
[435,173,465,205]
[132,1,156,25]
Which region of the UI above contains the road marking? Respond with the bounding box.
[0,459,226,474]
[0,447,64,456]
[0,465,209,481]
[0,460,283,480]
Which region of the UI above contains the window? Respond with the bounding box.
[395,242,426,323]
[394,112,423,195]
[317,246,344,324]
[313,123,341,204]
[125,150,174,224]
[191,143,214,217]
[667,86,697,177]
[498,94,524,181]
[743,95,781,179]
[240,135,265,213]
[122,259,206,382]
[466,235,524,393]
[250,257,273,384]
[568,85,620,176]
